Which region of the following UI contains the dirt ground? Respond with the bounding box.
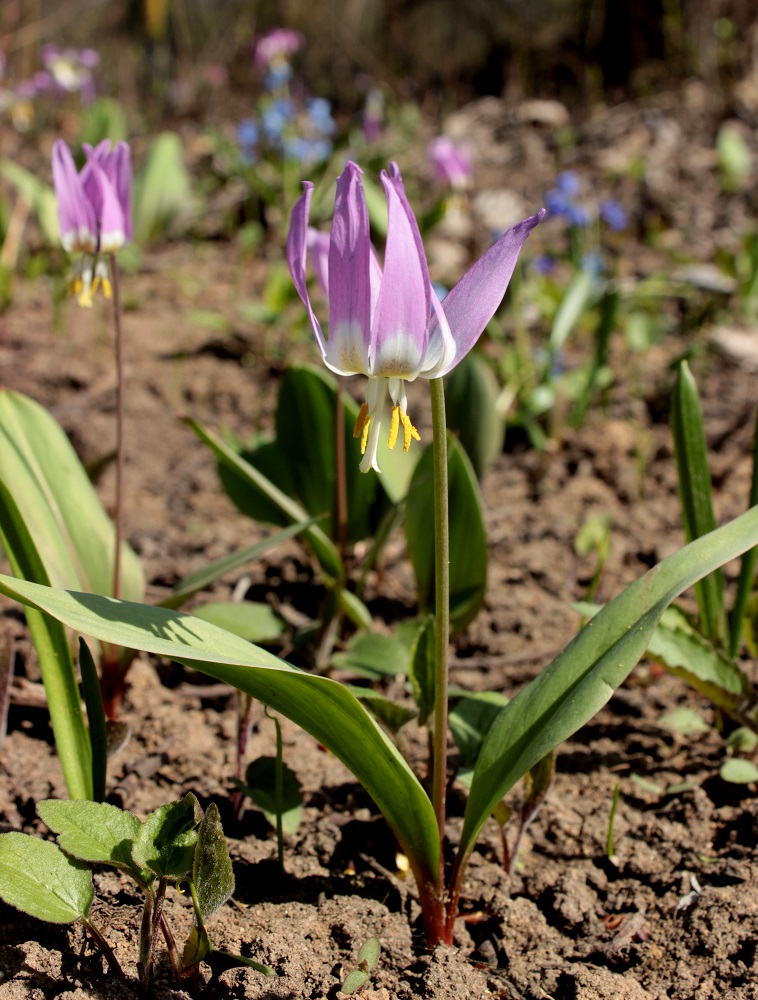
[2,87,758,999]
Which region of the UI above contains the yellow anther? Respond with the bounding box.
[77,286,93,308]
[101,277,112,299]
[91,274,101,296]
[360,415,371,455]
[401,412,420,452]
[388,405,401,450]
[353,402,369,439]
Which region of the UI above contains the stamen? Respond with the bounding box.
[388,405,400,450]
[401,412,421,452]
[360,415,371,455]
[353,402,369,438]
[101,278,112,299]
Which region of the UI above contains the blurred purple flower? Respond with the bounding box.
[600,199,628,232]
[41,45,99,102]
[555,171,580,197]
[288,160,544,472]
[428,136,473,190]
[362,88,383,143]
[253,29,303,72]
[533,254,556,275]
[52,139,132,306]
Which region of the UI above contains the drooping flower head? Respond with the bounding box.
[52,139,132,307]
[288,160,544,473]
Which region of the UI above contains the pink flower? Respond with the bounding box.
[288,161,543,472]
[253,29,303,72]
[428,137,473,190]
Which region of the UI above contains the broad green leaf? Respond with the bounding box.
[457,502,758,879]
[408,616,435,726]
[347,686,417,734]
[158,518,321,610]
[671,362,728,646]
[185,416,343,583]
[0,479,91,799]
[0,575,440,895]
[445,351,504,478]
[720,758,758,784]
[449,691,509,767]
[193,803,235,919]
[726,727,758,754]
[338,588,373,631]
[332,632,411,679]
[647,605,749,711]
[0,833,93,924]
[132,794,202,878]
[0,160,59,245]
[190,601,285,643]
[405,437,487,632]
[182,924,210,967]
[274,366,386,544]
[0,389,143,602]
[133,132,194,243]
[243,757,302,835]
[78,98,129,146]
[37,799,141,874]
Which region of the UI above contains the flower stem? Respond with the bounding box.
[430,377,449,860]
[110,256,125,601]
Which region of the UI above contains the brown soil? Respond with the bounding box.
[2,91,758,999]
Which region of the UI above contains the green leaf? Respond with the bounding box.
[729,406,758,656]
[549,269,595,353]
[243,757,302,835]
[347,686,417,734]
[193,803,235,919]
[0,389,144,602]
[357,936,380,970]
[408,616,435,726]
[37,799,141,875]
[0,160,59,245]
[0,479,92,799]
[720,758,758,784]
[158,519,321,610]
[449,691,509,767]
[0,833,93,924]
[132,794,202,878]
[341,969,370,995]
[457,501,758,879]
[133,132,194,243]
[0,576,442,896]
[445,351,504,478]
[184,416,344,583]
[405,436,488,632]
[726,727,758,754]
[190,601,285,643]
[182,924,211,968]
[671,362,728,646]
[657,707,709,736]
[332,632,411,679]
[647,605,749,710]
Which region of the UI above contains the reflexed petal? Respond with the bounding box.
[51,139,97,253]
[371,163,430,378]
[286,182,327,358]
[306,228,330,297]
[429,209,545,376]
[95,165,127,253]
[419,285,456,378]
[325,162,371,376]
[108,142,132,242]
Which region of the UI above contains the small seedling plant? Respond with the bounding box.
[0,794,273,993]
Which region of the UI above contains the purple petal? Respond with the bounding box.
[107,142,132,242]
[51,140,97,252]
[306,228,330,297]
[431,209,545,375]
[370,163,430,378]
[286,182,327,358]
[325,161,371,374]
[94,164,127,252]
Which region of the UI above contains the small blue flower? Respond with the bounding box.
[546,189,571,218]
[265,63,293,91]
[532,255,556,275]
[566,203,590,228]
[237,118,259,164]
[581,251,604,278]
[306,97,336,136]
[555,171,580,197]
[600,199,628,232]
[261,99,294,141]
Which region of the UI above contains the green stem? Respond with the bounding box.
[430,377,449,860]
[110,255,125,601]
